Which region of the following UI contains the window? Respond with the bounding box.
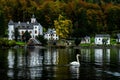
[18,26,20,28]
[35,27,37,29]
[27,26,29,28]
[11,31,13,34]
[30,31,32,33]
[22,31,24,34]
[35,30,37,34]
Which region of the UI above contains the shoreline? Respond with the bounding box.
[1,44,120,49]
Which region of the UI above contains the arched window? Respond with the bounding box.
[35,30,37,34]
[22,31,24,34]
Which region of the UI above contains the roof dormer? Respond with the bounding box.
[8,20,14,25]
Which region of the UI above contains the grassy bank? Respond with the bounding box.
[16,42,26,46]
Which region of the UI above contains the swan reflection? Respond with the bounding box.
[70,49,81,79]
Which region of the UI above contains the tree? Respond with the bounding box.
[106,5,120,33]
[36,35,47,46]
[54,14,73,39]
[22,30,31,42]
[74,38,81,46]
[72,8,89,38]
[14,28,20,41]
[0,9,5,37]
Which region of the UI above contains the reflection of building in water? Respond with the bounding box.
[7,48,59,79]
[94,49,110,65]
[27,48,43,79]
[81,49,90,62]
[7,50,15,68]
[95,49,103,65]
[29,67,42,79]
[105,49,110,64]
[28,48,43,67]
[118,49,120,63]
[7,50,15,78]
[17,50,26,67]
[44,48,59,65]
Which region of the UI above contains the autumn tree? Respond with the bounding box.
[105,5,120,33]
[54,14,73,39]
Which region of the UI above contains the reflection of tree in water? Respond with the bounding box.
[75,49,81,55]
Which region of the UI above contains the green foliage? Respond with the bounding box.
[0,0,120,38]
[8,40,16,47]
[36,35,47,46]
[110,38,116,45]
[22,31,31,42]
[16,41,26,46]
[0,38,16,47]
[74,38,81,46]
[54,14,73,39]
[14,28,20,41]
[106,5,120,33]
[0,8,5,37]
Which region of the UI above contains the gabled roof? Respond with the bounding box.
[8,15,42,29]
[8,21,41,29]
[95,34,110,37]
[14,22,33,29]
[117,33,120,39]
[44,28,56,35]
[84,36,90,39]
[8,20,14,25]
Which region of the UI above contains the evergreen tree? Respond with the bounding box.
[22,30,31,42]
[14,28,20,41]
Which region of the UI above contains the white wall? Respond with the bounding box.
[8,25,14,40]
[95,37,110,45]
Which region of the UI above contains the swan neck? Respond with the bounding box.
[76,54,79,63]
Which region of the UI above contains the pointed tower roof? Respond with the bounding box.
[8,20,14,25]
[32,14,35,18]
[31,14,38,24]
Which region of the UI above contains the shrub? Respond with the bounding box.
[36,35,48,46]
[0,38,16,47]
[8,40,16,47]
[74,38,81,46]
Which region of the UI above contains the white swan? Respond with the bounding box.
[70,54,80,67]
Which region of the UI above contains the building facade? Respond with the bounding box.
[116,33,120,43]
[95,34,110,45]
[8,15,43,40]
[44,28,59,40]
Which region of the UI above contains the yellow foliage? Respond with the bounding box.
[54,14,73,39]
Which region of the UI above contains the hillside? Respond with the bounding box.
[0,0,120,38]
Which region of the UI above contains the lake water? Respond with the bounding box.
[0,47,120,80]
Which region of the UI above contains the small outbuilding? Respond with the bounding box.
[95,34,110,45]
[81,36,90,44]
[116,33,120,43]
[44,28,59,40]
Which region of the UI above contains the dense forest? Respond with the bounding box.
[0,0,120,38]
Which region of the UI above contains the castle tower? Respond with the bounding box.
[8,20,14,40]
[31,14,36,23]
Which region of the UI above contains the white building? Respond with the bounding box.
[44,28,59,40]
[95,34,110,45]
[116,33,120,43]
[8,15,43,40]
[81,36,91,44]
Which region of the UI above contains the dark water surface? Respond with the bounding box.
[0,47,120,80]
